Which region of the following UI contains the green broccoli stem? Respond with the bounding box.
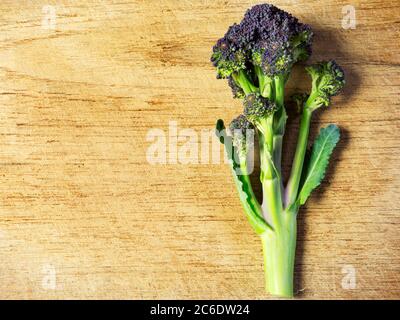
[272,134,283,177]
[232,70,257,95]
[258,118,284,239]
[261,176,283,229]
[255,66,274,98]
[285,108,312,207]
[258,133,281,225]
[261,210,297,298]
[274,76,285,107]
[259,116,296,298]
[272,76,287,178]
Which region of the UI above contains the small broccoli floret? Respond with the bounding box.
[211,34,247,79]
[306,60,345,109]
[243,93,278,145]
[307,60,345,96]
[244,93,277,122]
[228,76,246,99]
[229,115,255,158]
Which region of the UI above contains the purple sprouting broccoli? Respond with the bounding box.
[212,4,345,298]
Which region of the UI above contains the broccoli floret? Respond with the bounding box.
[244,4,313,77]
[228,76,246,99]
[244,93,277,122]
[211,35,247,79]
[211,3,313,97]
[305,60,346,109]
[243,92,277,152]
[229,115,255,158]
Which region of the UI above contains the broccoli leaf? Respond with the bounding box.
[216,120,271,234]
[298,124,340,205]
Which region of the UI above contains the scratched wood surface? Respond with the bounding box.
[0,0,399,299]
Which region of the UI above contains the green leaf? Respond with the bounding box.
[298,124,340,205]
[215,120,271,234]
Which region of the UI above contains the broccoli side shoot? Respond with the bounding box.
[305,60,346,110]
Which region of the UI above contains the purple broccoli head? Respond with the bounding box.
[211,3,313,78]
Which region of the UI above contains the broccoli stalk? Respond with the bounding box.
[212,4,345,298]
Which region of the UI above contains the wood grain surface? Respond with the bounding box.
[0,0,399,299]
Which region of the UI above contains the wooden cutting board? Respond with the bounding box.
[0,0,399,299]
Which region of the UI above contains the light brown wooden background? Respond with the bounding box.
[0,0,399,299]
